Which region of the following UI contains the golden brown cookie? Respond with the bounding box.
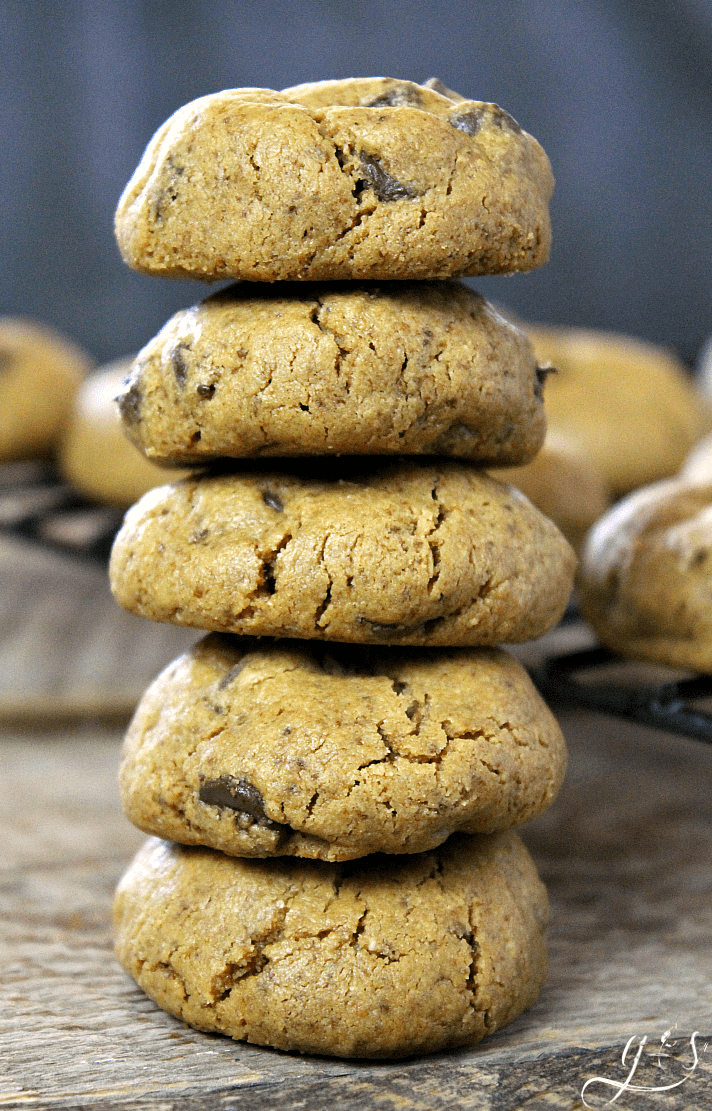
[118,281,547,466]
[525,324,711,497]
[109,460,576,646]
[114,831,549,1058]
[120,633,567,861]
[115,78,553,282]
[0,317,92,462]
[59,357,191,508]
[489,429,610,550]
[579,477,712,672]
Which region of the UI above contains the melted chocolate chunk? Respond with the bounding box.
[116,371,142,426]
[199,775,278,825]
[534,364,556,400]
[366,85,422,108]
[449,103,522,137]
[358,153,417,202]
[448,108,485,137]
[262,491,283,512]
[424,77,458,100]
[171,342,191,389]
[217,659,249,689]
[196,383,215,398]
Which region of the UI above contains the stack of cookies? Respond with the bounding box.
[109,77,576,1059]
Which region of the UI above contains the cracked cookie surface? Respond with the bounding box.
[114,77,553,282]
[109,460,576,645]
[113,831,549,1057]
[120,633,567,860]
[118,280,546,466]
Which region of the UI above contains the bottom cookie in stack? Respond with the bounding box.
[114,633,567,1056]
[114,831,548,1059]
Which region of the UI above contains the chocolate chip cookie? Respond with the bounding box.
[115,78,553,282]
[109,460,576,645]
[118,280,547,466]
[114,830,549,1057]
[120,633,567,860]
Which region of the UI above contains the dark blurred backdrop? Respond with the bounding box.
[2,0,711,365]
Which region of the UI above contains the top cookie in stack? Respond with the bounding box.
[115,77,553,282]
[110,77,573,1060]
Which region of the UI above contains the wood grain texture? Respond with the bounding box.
[0,537,197,719]
[2,644,712,1108]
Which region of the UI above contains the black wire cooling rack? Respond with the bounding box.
[4,459,712,743]
[0,460,124,563]
[533,644,712,744]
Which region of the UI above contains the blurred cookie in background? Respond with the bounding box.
[60,357,191,508]
[679,430,712,485]
[489,429,609,551]
[524,324,711,497]
[0,317,93,462]
[579,477,712,673]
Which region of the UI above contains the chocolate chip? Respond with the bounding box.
[366,85,422,108]
[534,364,556,400]
[116,371,142,426]
[449,103,522,137]
[262,491,283,512]
[217,659,248,689]
[197,383,215,398]
[0,347,13,374]
[358,153,417,202]
[199,775,278,826]
[171,342,191,388]
[448,108,485,137]
[423,77,458,100]
[490,104,522,133]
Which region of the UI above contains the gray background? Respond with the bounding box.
[2,0,711,365]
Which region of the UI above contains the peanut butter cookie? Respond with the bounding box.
[115,78,553,282]
[114,831,549,1057]
[118,281,547,466]
[120,633,567,860]
[109,460,576,646]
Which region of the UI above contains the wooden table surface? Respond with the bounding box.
[2,614,712,1108]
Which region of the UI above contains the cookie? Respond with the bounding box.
[114,831,549,1058]
[0,317,92,462]
[525,324,711,496]
[59,357,191,508]
[115,78,553,283]
[109,460,576,646]
[679,431,712,485]
[579,477,712,672]
[118,281,547,466]
[489,429,609,550]
[120,633,566,861]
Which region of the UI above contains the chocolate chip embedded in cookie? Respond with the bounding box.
[59,357,191,508]
[109,459,576,646]
[118,281,546,466]
[115,78,553,282]
[119,633,567,860]
[580,477,712,673]
[113,831,549,1057]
